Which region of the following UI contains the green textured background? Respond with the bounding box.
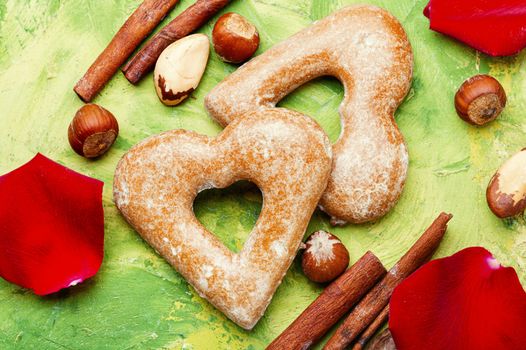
[1,0,525,349]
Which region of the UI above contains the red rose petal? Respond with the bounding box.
[389,247,526,350]
[0,154,104,295]
[424,0,526,56]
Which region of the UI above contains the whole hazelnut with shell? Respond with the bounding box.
[68,104,119,158]
[212,12,260,64]
[454,74,506,126]
[301,231,350,283]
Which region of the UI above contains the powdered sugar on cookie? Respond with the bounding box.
[206,5,413,224]
[113,109,332,329]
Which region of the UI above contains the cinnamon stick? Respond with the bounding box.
[122,0,230,84]
[350,305,389,350]
[266,251,387,350]
[74,0,179,102]
[367,329,396,350]
[324,212,453,350]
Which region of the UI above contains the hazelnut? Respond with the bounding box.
[212,13,259,64]
[301,231,350,283]
[68,104,119,158]
[487,148,526,218]
[154,34,210,106]
[454,74,506,126]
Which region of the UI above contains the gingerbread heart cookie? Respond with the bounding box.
[205,5,413,224]
[113,108,332,329]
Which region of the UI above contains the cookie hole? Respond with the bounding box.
[193,181,262,253]
[277,76,343,144]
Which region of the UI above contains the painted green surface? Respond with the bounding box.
[0,0,525,348]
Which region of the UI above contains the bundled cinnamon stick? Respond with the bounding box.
[123,0,230,84]
[323,212,453,350]
[351,305,390,350]
[366,329,396,350]
[266,251,387,350]
[74,0,179,102]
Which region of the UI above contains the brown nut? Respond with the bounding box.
[301,231,350,283]
[212,13,259,64]
[68,104,119,158]
[486,148,526,218]
[154,34,210,106]
[454,74,506,126]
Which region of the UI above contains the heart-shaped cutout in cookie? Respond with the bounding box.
[113,108,332,329]
[194,181,262,253]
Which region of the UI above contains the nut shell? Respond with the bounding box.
[212,13,259,64]
[68,104,119,158]
[301,231,349,283]
[487,148,526,218]
[455,74,506,126]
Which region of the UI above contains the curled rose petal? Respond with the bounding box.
[389,247,526,350]
[0,154,104,295]
[424,0,526,56]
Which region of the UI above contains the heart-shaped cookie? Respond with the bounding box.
[205,5,413,224]
[113,108,332,329]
